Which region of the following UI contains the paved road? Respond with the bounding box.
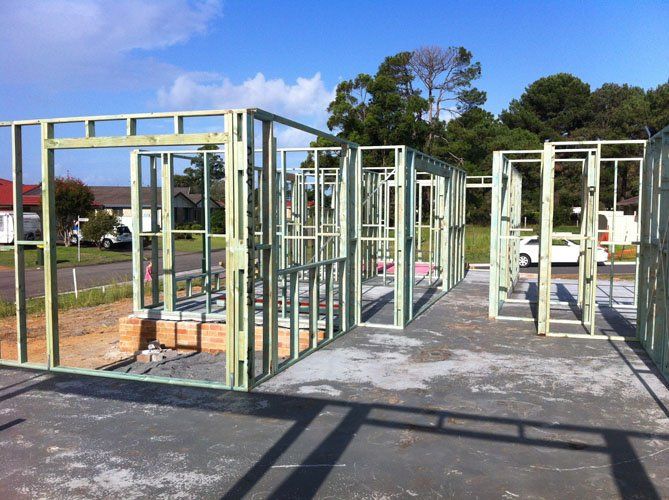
[0,249,226,300]
[1,257,636,301]
[519,262,636,276]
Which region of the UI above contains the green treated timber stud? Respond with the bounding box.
[42,121,59,368]
[130,151,143,311]
[12,124,27,363]
[537,143,554,336]
[488,152,502,318]
[161,153,176,312]
[223,111,239,387]
[44,132,228,150]
[290,272,300,359]
[308,267,318,349]
[325,263,334,339]
[203,151,212,314]
[260,121,279,375]
[150,156,160,306]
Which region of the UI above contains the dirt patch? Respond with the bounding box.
[410,346,451,362]
[0,298,132,368]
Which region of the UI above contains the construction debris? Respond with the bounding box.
[135,341,177,363]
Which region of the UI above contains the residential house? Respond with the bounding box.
[22,182,222,228]
[0,178,41,213]
[87,186,222,228]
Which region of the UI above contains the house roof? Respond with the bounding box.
[0,178,41,207]
[88,185,221,209]
[18,182,222,209]
[617,195,639,207]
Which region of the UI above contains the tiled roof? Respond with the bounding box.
[617,195,639,207]
[8,180,222,209]
[88,186,221,208]
[0,178,41,207]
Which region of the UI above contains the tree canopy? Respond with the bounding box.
[323,48,668,224]
[54,175,94,246]
[173,144,225,200]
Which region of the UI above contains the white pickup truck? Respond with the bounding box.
[0,211,42,244]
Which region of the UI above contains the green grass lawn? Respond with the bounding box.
[170,235,226,253]
[0,244,133,269]
[0,282,134,319]
[0,235,227,269]
[465,225,491,263]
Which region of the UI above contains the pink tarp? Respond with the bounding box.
[376,261,433,276]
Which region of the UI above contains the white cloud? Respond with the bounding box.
[156,71,336,147]
[0,0,221,89]
[156,72,335,117]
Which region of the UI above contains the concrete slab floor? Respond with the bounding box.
[1,270,668,499]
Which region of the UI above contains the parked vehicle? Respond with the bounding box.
[0,211,42,244]
[71,223,132,249]
[518,236,608,268]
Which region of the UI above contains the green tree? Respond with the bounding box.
[327,52,429,149]
[434,108,540,222]
[409,46,485,152]
[500,73,592,140]
[573,84,651,204]
[54,176,94,247]
[647,81,669,134]
[575,83,650,140]
[82,211,119,249]
[174,144,225,197]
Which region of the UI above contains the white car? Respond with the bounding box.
[518,236,608,268]
[71,224,132,249]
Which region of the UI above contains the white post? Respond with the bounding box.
[77,215,81,262]
[72,268,78,299]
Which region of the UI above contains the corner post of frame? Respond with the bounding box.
[261,119,279,375]
[488,151,502,318]
[353,146,363,325]
[395,147,414,327]
[224,110,255,390]
[339,144,358,332]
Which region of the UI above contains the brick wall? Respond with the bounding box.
[119,316,324,357]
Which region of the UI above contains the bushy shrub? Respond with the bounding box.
[83,212,119,248]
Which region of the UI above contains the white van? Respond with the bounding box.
[0,212,42,245]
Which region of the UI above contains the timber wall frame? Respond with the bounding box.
[489,135,669,381]
[488,151,525,318]
[637,126,669,381]
[0,109,467,391]
[356,146,466,328]
[264,145,466,329]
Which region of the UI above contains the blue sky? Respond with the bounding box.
[0,0,667,184]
